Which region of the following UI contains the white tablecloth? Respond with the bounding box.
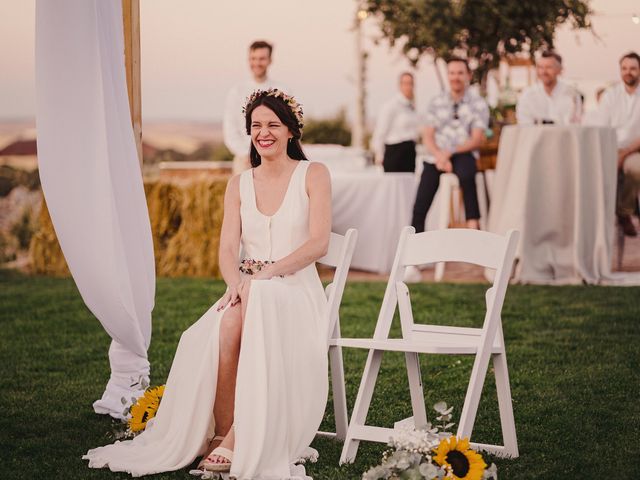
[304,144,368,172]
[330,169,443,273]
[331,171,415,272]
[487,125,639,285]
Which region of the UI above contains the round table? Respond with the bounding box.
[487,125,618,284]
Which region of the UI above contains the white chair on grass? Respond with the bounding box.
[316,228,358,440]
[433,172,490,282]
[336,226,520,463]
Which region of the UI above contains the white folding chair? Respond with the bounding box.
[316,228,358,440]
[434,172,489,282]
[336,227,520,463]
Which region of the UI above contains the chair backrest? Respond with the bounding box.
[373,226,519,341]
[402,228,514,269]
[317,229,358,343]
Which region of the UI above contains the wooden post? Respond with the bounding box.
[122,0,142,166]
[352,4,367,150]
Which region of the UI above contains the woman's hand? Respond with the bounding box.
[252,264,276,280]
[216,279,245,311]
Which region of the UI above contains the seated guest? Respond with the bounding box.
[411,56,488,233]
[371,72,421,172]
[595,51,640,237]
[406,57,488,282]
[516,50,582,125]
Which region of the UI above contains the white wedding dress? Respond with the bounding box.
[84,161,329,479]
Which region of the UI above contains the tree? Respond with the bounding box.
[366,0,593,90]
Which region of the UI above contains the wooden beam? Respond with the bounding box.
[122,0,142,166]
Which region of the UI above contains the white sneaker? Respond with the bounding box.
[403,265,422,283]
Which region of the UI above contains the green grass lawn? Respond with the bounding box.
[1,269,639,479]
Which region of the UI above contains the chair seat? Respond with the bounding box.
[333,328,503,355]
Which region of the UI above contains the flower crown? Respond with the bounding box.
[242,88,304,130]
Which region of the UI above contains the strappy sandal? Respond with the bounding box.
[202,445,233,472]
[197,435,224,470]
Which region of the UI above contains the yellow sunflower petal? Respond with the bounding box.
[433,438,451,465]
[457,437,470,451]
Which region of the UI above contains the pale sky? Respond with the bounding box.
[1,0,639,123]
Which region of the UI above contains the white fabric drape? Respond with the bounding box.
[35,0,155,418]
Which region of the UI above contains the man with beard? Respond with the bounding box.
[516,50,582,125]
[596,51,640,237]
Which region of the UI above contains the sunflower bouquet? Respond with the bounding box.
[362,402,497,480]
[116,377,166,438]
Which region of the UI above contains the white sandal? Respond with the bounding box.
[197,435,224,470]
[202,445,233,472]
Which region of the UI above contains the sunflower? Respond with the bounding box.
[128,385,165,433]
[433,436,487,480]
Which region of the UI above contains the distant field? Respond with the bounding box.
[0,120,225,157]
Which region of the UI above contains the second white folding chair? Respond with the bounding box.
[315,228,358,440]
[336,226,520,463]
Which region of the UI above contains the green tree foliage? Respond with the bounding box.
[0,165,40,197]
[302,109,352,146]
[366,0,592,86]
[11,209,35,250]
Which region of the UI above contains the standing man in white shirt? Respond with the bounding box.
[223,40,287,174]
[371,72,421,172]
[516,51,582,125]
[595,51,640,237]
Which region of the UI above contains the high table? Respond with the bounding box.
[487,125,619,284]
[330,169,443,273]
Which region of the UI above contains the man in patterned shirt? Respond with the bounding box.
[411,56,489,234]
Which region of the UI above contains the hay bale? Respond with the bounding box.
[145,181,183,271]
[29,199,70,276]
[28,178,228,278]
[158,179,227,277]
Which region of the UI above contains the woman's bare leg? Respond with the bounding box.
[204,303,242,464]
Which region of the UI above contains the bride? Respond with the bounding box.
[84,88,332,479]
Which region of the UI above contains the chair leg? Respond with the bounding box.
[476,172,488,231]
[328,344,349,440]
[405,352,428,428]
[493,350,519,457]
[616,224,625,270]
[435,176,453,282]
[340,349,384,464]
[457,349,492,440]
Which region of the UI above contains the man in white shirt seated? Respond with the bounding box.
[516,51,582,125]
[595,51,640,237]
[223,40,287,174]
[371,72,421,172]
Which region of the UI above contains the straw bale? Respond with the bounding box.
[158,179,226,277]
[28,178,228,278]
[145,181,183,270]
[29,199,70,276]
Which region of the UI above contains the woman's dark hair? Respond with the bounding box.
[244,92,307,167]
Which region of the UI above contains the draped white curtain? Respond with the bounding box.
[35,0,156,418]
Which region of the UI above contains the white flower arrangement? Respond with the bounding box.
[362,402,498,480]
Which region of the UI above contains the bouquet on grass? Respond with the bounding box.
[114,376,165,439]
[362,402,497,480]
